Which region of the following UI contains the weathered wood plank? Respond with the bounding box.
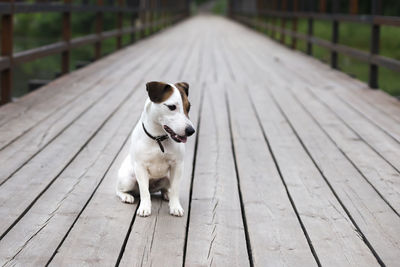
[238,27,400,173]
[251,83,380,266]
[227,22,399,265]
[227,82,318,266]
[268,83,400,266]
[231,23,400,215]
[0,14,399,266]
[230,19,400,126]
[0,32,177,239]
[290,86,400,214]
[220,20,380,265]
[184,84,250,267]
[216,22,317,265]
[0,39,150,149]
[0,42,158,184]
[0,19,188,266]
[50,17,203,267]
[117,20,205,267]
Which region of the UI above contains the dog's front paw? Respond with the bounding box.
[169,203,184,217]
[137,203,151,217]
[118,192,135,204]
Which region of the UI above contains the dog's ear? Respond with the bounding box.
[175,82,189,97]
[146,81,173,103]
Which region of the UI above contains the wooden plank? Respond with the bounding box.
[0,18,190,266]
[220,20,381,265]
[0,40,152,149]
[287,55,400,143]
[277,57,400,173]
[291,86,400,214]
[308,65,400,123]
[268,83,400,266]
[230,22,400,180]
[231,15,400,125]
[0,23,178,143]
[254,28,400,143]
[227,82,318,266]
[184,85,250,267]
[0,31,176,239]
[251,83,379,266]
[334,91,400,142]
[118,17,209,266]
[0,88,139,266]
[50,18,202,267]
[0,40,159,184]
[226,21,399,265]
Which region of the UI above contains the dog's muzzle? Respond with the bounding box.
[163,125,194,143]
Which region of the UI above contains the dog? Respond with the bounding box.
[116,81,195,217]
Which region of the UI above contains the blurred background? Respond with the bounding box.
[4,0,400,99]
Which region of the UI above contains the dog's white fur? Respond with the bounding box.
[116,82,194,217]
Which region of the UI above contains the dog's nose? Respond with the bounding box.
[185,126,195,136]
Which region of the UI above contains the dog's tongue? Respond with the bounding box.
[177,135,187,143]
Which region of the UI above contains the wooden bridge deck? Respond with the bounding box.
[1,15,400,266]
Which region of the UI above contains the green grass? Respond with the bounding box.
[259,17,400,96]
[213,0,228,15]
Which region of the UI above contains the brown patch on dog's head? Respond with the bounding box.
[175,82,189,96]
[175,82,191,116]
[146,81,173,103]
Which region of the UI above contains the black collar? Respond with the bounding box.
[142,122,169,153]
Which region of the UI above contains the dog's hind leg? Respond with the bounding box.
[116,155,136,204]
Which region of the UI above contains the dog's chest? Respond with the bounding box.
[140,150,178,179]
[145,157,170,178]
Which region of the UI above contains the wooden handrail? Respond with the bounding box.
[0,0,189,105]
[230,0,400,90]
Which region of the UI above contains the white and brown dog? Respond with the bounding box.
[116,81,195,217]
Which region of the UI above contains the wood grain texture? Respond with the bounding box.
[118,19,204,267]
[0,14,399,267]
[0,19,195,267]
[226,20,399,265]
[227,83,317,266]
[221,20,380,265]
[184,85,249,267]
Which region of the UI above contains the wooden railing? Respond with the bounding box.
[0,0,190,105]
[229,0,400,91]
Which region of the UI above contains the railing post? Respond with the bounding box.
[138,0,144,39]
[130,0,139,43]
[94,0,103,59]
[228,0,233,18]
[149,0,154,34]
[306,0,313,55]
[369,0,381,89]
[161,0,166,28]
[319,0,326,12]
[1,0,13,104]
[350,0,358,14]
[116,0,123,49]
[154,0,158,33]
[271,0,277,39]
[331,0,339,69]
[61,0,71,75]
[280,0,287,44]
[291,0,298,49]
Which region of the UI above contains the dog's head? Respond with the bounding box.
[146,81,195,143]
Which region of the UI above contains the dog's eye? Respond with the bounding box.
[167,105,176,111]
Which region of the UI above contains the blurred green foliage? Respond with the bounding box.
[12,11,120,97]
